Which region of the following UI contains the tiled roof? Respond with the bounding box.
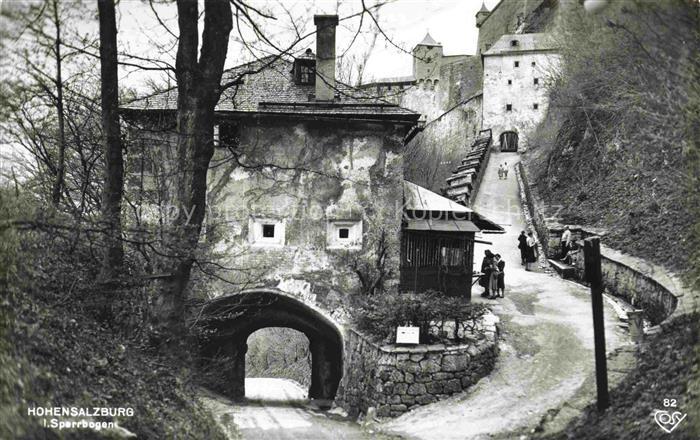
[121,56,419,120]
[482,33,557,56]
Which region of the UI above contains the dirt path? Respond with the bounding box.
[200,378,371,440]
[381,151,629,440]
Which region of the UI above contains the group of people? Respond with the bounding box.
[479,250,505,299]
[517,230,539,271]
[497,162,509,179]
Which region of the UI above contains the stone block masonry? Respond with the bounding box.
[334,311,499,418]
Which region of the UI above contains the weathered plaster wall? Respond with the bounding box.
[204,117,406,310]
[483,51,560,150]
[335,312,499,418]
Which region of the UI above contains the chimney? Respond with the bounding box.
[314,14,339,101]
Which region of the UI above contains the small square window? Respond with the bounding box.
[327,220,362,250]
[507,79,512,85]
[506,104,513,111]
[249,217,285,247]
[514,61,520,68]
[533,103,539,110]
[531,61,536,67]
[534,78,539,85]
[510,40,518,47]
[262,224,275,238]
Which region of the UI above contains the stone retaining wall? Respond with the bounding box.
[334,313,499,418]
[516,162,688,325]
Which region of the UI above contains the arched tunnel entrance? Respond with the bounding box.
[197,290,343,402]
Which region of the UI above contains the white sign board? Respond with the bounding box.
[396,326,420,345]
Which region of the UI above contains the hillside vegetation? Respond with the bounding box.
[0,191,226,439]
[524,0,700,287]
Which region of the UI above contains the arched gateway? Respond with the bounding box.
[197,289,343,401]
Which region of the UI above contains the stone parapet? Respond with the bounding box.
[334,311,499,418]
[516,162,696,326]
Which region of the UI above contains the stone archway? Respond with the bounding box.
[197,289,343,401]
[499,131,519,152]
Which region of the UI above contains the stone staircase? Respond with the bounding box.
[442,129,493,206]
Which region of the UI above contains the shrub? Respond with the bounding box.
[352,290,486,344]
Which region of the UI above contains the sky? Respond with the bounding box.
[114,0,501,88]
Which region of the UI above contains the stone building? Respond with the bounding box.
[482,33,560,150]
[121,12,508,401]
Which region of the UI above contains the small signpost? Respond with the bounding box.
[396,326,420,345]
[583,236,611,411]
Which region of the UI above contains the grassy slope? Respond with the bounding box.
[0,193,227,439]
[523,0,700,285]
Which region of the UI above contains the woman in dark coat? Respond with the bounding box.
[517,231,527,265]
[480,250,494,297]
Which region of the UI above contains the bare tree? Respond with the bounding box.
[151,0,233,338]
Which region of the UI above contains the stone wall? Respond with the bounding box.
[335,312,499,418]
[404,95,483,193]
[517,162,685,325]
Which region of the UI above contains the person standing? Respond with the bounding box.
[560,226,572,259]
[503,162,509,179]
[526,231,538,271]
[517,231,528,265]
[495,254,505,298]
[480,250,494,297]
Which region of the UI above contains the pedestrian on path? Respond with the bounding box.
[488,257,499,299]
[480,250,494,297]
[525,231,538,271]
[518,231,528,265]
[495,254,505,298]
[560,226,572,258]
[503,162,509,179]
[498,164,504,180]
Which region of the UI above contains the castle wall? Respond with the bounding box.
[482,51,560,149]
[404,95,482,192]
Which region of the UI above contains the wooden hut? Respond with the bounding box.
[401,181,502,299]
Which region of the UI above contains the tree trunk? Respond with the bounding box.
[151,0,232,337]
[50,0,66,206]
[98,0,125,280]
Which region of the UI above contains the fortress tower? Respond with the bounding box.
[412,32,443,85]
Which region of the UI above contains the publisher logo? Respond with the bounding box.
[654,399,686,434]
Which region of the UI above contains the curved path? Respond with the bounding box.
[200,378,368,440]
[382,151,629,439]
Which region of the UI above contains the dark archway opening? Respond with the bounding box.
[197,291,343,402]
[500,131,519,152]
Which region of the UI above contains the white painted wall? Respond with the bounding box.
[482,51,560,150]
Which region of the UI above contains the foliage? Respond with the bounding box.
[525,0,700,285]
[0,190,226,439]
[352,289,486,344]
[246,328,311,389]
